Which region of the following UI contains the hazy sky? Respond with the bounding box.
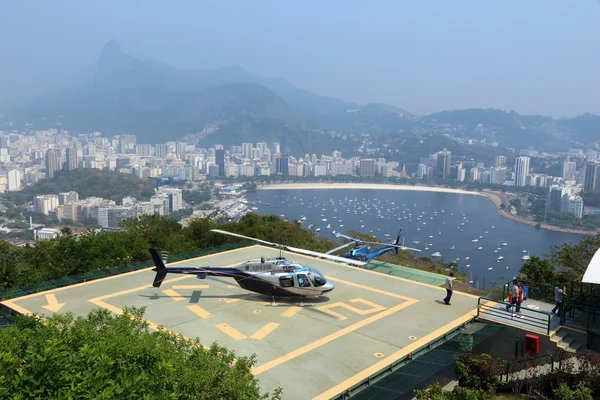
[1,0,599,117]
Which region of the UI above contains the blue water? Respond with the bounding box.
[246,189,584,290]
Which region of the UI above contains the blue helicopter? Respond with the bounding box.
[327,229,421,263]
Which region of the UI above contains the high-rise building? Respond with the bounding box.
[242,143,253,159]
[514,157,530,187]
[58,191,79,205]
[46,149,62,178]
[155,144,168,158]
[359,159,376,177]
[65,147,78,170]
[583,161,600,192]
[490,167,507,185]
[494,156,508,168]
[547,186,565,212]
[215,149,225,177]
[417,164,427,179]
[435,151,451,179]
[276,154,289,175]
[7,169,20,191]
[469,167,479,182]
[562,160,577,180]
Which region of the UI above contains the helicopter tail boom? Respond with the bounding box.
[150,248,168,287]
[394,229,402,254]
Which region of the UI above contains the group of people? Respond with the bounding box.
[443,274,567,317]
[505,279,565,316]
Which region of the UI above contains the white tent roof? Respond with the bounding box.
[582,247,600,284]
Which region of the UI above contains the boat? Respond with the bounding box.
[472,239,479,243]
[501,242,508,246]
[321,218,327,222]
[413,239,421,245]
[497,256,504,260]
[315,228,321,232]
[478,246,483,250]
[488,267,493,271]
[326,224,331,229]
[449,245,455,250]
[432,252,442,257]
[521,251,530,261]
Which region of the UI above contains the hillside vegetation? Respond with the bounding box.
[3,169,156,205]
[0,213,460,293]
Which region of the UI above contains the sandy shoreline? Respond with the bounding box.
[258,183,596,236]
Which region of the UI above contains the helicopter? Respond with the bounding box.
[149,229,365,306]
[329,229,421,262]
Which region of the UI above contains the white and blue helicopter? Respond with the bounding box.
[150,229,366,306]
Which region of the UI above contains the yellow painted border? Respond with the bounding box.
[2,243,479,398]
[313,309,477,400]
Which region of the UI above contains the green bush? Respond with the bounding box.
[414,384,490,400]
[0,307,281,399]
[554,382,593,400]
[454,353,503,393]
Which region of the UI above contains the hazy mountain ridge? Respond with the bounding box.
[4,40,599,153]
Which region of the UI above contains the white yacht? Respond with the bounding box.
[521,251,530,261]
[432,252,442,257]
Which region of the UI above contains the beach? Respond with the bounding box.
[259,183,596,236]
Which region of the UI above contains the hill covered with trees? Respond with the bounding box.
[3,168,156,205]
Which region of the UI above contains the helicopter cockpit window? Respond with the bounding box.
[307,267,327,287]
[279,276,294,288]
[297,274,311,287]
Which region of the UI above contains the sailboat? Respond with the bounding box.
[412,237,420,245]
[521,251,530,261]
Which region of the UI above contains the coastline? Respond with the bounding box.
[258,183,596,236]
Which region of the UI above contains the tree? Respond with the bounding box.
[0,307,281,399]
[518,256,557,285]
[554,382,593,400]
[550,233,600,282]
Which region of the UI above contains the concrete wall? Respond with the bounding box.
[473,323,558,360]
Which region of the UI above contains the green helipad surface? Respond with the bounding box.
[2,245,478,400]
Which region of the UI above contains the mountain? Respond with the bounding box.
[5,40,599,153]
[7,40,315,151]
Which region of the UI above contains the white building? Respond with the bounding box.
[37,228,60,240]
[34,195,59,215]
[7,169,20,191]
[514,157,530,187]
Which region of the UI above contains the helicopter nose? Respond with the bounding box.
[321,280,335,293]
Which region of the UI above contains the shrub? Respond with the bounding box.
[454,353,503,393]
[554,382,593,400]
[414,384,490,400]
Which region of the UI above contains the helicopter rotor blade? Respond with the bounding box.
[210,229,280,248]
[210,229,366,266]
[285,246,366,267]
[325,241,356,254]
[335,233,359,242]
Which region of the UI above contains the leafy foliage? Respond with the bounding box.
[454,353,503,393]
[414,384,490,400]
[554,382,593,400]
[3,169,155,205]
[0,307,281,399]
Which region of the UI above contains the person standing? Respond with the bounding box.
[506,280,521,313]
[552,283,565,316]
[443,272,454,305]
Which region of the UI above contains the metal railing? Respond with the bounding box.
[477,297,552,335]
[0,241,254,301]
[500,353,555,382]
[502,279,556,304]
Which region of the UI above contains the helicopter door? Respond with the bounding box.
[279,275,294,288]
[297,274,312,288]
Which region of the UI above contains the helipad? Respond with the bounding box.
[2,245,478,400]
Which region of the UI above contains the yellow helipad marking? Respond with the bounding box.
[317,298,386,320]
[313,310,477,400]
[250,322,280,340]
[162,289,186,301]
[172,285,210,290]
[187,305,212,319]
[41,294,65,312]
[280,306,303,318]
[216,323,247,340]
[252,298,417,375]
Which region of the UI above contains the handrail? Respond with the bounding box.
[501,354,555,382]
[477,297,552,335]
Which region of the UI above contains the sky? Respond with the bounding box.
[0,0,599,117]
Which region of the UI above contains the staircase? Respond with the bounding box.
[550,327,585,353]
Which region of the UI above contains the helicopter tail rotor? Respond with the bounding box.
[149,248,168,288]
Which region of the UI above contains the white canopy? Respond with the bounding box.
[582,247,600,284]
